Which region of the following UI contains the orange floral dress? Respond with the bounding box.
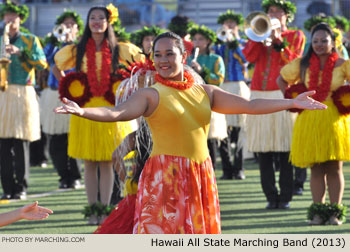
[133,82,221,234]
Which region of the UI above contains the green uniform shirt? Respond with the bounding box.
[0,32,48,86]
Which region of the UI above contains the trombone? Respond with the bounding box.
[244,11,281,46]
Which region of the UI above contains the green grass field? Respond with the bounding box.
[0,159,349,234]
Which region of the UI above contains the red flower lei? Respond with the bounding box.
[284,83,308,113]
[155,71,194,90]
[331,85,350,115]
[86,38,112,96]
[58,72,92,107]
[308,52,338,102]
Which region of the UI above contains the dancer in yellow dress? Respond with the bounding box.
[55,32,326,234]
[278,23,350,225]
[53,4,144,225]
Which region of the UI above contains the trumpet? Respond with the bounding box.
[53,24,71,42]
[244,11,281,46]
[0,22,12,92]
[216,27,233,42]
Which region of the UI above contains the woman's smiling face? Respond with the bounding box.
[312,30,334,56]
[153,37,187,81]
[88,9,108,34]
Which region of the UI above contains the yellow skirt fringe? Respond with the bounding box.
[291,100,350,168]
[68,97,134,161]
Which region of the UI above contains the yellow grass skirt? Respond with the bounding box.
[0,85,40,141]
[291,100,350,168]
[68,96,134,161]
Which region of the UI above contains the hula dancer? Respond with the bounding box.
[303,13,348,59]
[278,23,350,225]
[55,31,326,233]
[53,4,144,225]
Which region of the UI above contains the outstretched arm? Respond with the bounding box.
[203,84,327,115]
[0,202,53,227]
[55,88,159,122]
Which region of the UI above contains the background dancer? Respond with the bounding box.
[53,4,144,225]
[278,23,350,225]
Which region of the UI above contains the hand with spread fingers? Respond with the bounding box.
[54,98,84,116]
[0,201,53,227]
[292,91,328,110]
[20,201,53,221]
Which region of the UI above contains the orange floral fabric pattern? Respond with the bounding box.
[133,155,221,234]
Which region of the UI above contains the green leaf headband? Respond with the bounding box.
[130,26,165,48]
[189,25,217,44]
[333,15,349,32]
[217,10,243,25]
[262,0,297,23]
[55,10,84,36]
[304,15,336,32]
[0,1,29,24]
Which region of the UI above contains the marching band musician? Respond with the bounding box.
[242,0,305,210]
[40,10,84,189]
[0,1,48,200]
[187,25,227,171]
[213,10,250,180]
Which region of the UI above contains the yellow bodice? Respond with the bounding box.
[281,58,350,101]
[145,82,211,163]
[54,41,144,75]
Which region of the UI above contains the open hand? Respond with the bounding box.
[293,91,327,110]
[20,201,53,221]
[54,98,84,116]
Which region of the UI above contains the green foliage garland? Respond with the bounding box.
[189,25,217,44]
[333,15,349,32]
[304,16,336,32]
[0,1,29,24]
[167,20,195,37]
[262,0,296,23]
[307,202,347,224]
[130,25,165,48]
[82,203,114,218]
[113,19,131,42]
[217,10,243,25]
[55,10,84,36]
